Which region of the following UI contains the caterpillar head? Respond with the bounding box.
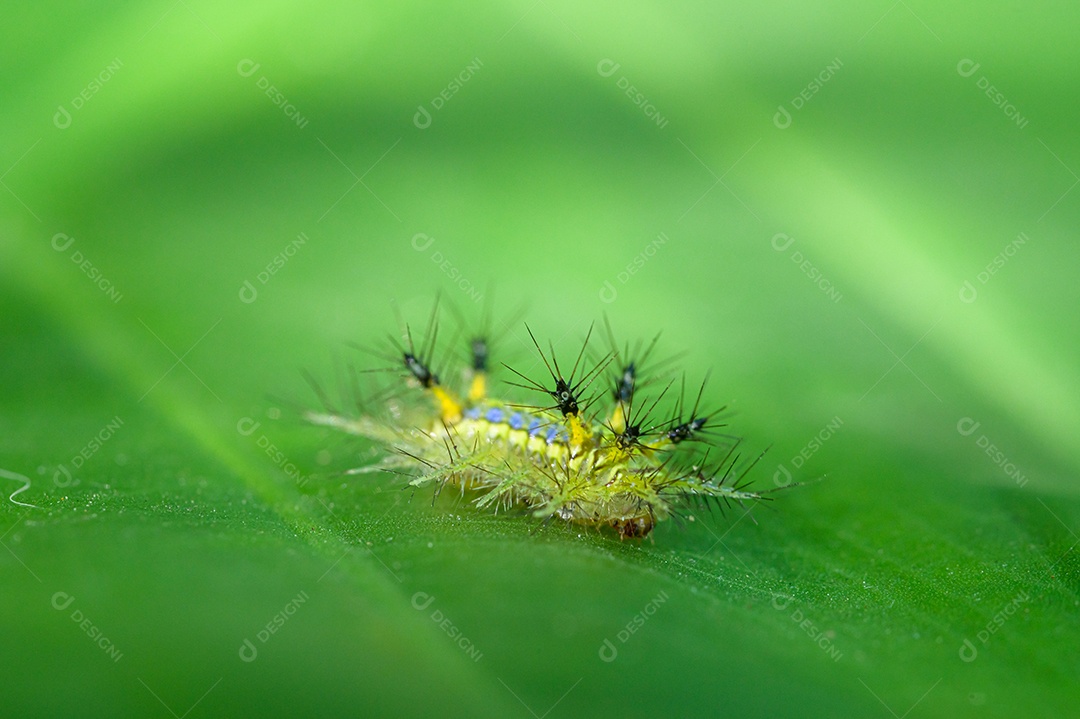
[612,515,654,540]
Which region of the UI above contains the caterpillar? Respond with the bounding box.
[304,299,781,540]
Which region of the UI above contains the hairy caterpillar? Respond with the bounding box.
[304,299,781,540]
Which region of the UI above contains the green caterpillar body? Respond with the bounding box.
[306,312,770,539]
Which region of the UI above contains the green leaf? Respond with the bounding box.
[2,2,1078,717]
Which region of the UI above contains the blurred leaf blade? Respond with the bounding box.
[3,1,1079,717]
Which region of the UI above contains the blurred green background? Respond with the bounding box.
[2,2,1078,717]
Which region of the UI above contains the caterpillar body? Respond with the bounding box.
[305,302,777,540]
